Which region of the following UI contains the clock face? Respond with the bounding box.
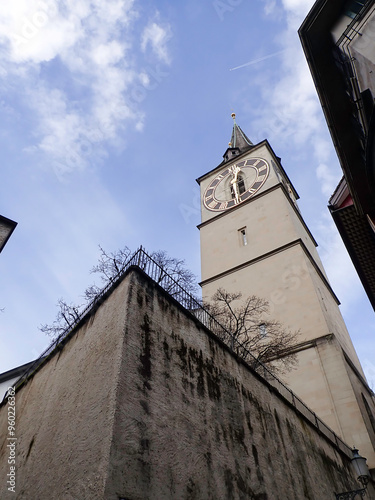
[203,158,270,212]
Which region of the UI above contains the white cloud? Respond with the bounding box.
[314,213,364,309]
[312,137,334,162]
[0,0,172,176]
[0,0,81,64]
[262,0,278,16]
[139,71,151,87]
[252,50,320,148]
[316,163,341,197]
[256,0,342,204]
[281,0,314,29]
[141,21,172,64]
[91,41,125,67]
[254,0,317,139]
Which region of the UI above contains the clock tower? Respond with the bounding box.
[197,114,375,469]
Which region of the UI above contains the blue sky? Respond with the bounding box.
[0,0,374,388]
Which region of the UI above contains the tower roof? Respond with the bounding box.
[229,113,253,150]
[222,113,253,163]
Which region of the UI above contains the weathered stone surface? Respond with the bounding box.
[0,268,373,499]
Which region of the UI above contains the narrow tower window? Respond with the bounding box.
[238,227,247,246]
[259,323,267,337]
[230,174,246,199]
[238,175,246,195]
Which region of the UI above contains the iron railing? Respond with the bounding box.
[6,247,353,458]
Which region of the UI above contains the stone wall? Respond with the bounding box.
[0,274,133,499]
[0,268,373,499]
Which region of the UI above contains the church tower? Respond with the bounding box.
[197,114,375,469]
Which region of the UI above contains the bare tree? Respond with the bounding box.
[85,246,198,298]
[83,284,102,303]
[39,298,82,338]
[208,288,299,375]
[149,250,198,296]
[40,245,198,340]
[89,245,132,284]
[81,246,133,302]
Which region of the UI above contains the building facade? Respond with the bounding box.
[197,114,375,470]
[299,0,375,311]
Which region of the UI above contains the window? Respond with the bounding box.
[238,227,247,246]
[362,393,375,434]
[230,174,246,199]
[259,323,267,337]
[238,175,246,195]
[344,0,365,18]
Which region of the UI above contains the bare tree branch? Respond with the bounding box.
[208,288,299,375]
[150,250,198,296]
[39,298,82,338]
[83,284,102,303]
[90,245,132,284]
[40,245,198,340]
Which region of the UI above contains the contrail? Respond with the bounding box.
[230,50,286,71]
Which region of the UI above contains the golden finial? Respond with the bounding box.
[231,112,236,120]
[228,142,232,147]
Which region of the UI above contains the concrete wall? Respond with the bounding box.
[281,335,375,467]
[0,268,373,499]
[0,275,133,499]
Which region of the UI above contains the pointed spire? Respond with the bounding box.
[230,113,253,150]
[222,113,253,163]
